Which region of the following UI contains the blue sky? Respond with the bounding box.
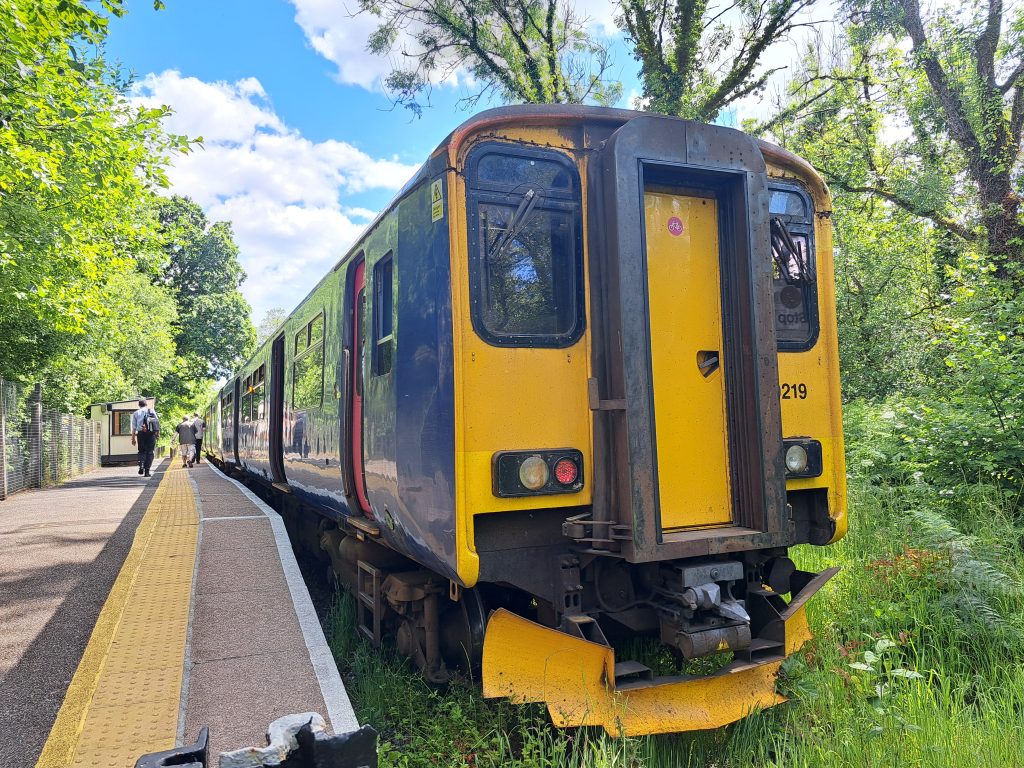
[102,0,642,321]
[104,1,812,321]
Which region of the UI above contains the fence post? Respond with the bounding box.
[29,384,42,489]
[0,380,8,501]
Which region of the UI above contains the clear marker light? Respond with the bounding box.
[519,455,550,490]
[785,444,809,474]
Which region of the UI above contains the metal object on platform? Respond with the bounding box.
[294,721,378,768]
[218,713,378,768]
[135,727,208,768]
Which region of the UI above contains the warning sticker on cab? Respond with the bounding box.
[431,179,444,222]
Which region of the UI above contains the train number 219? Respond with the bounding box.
[780,383,808,400]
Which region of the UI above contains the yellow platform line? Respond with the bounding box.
[36,464,199,768]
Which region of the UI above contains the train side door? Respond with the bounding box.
[269,333,287,484]
[350,260,372,514]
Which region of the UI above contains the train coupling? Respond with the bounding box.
[655,559,753,660]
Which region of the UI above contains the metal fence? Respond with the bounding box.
[1,379,101,500]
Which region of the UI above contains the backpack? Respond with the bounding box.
[139,410,160,434]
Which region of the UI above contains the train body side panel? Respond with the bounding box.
[364,170,458,579]
[767,161,847,540]
[281,275,347,515]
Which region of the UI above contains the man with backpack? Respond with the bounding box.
[130,399,160,478]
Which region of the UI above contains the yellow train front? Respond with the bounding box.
[209,105,846,736]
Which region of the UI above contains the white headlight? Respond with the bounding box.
[785,444,809,473]
[519,455,550,490]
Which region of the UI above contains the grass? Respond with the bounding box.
[323,478,1024,767]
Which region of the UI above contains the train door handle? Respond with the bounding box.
[697,350,720,378]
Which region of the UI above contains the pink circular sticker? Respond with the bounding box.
[667,216,684,236]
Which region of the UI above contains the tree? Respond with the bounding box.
[46,271,178,411]
[618,0,821,120]
[0,0,187,408]
[156,196,256,386]
[766,0,1024,276]
[760,15,1024,485]
[256,308,289,346]
[359,0,621,113]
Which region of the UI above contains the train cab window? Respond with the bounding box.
[467,145,584,347]
[768,183,818,350]
[373,253,394,375]
[293,313,325,410]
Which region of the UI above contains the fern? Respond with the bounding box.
[909,507,1023,643]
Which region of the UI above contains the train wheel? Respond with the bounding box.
[441,587,488,674]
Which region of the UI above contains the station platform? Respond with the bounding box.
[1,460,361,768]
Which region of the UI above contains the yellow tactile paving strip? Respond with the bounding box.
[36,464,199,768]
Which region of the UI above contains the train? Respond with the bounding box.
[203,105,846,736]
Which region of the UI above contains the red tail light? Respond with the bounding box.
[554,457,579,485]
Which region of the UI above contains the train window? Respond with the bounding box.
[293,314,324,410]
[112,411,132,435]
[248,365,266,421]
[221,392,233,431]
[768,183,819,350]
[296,329,308,354]
[373,253,394,375]
[241,375,252,422]
[467,145,584,347]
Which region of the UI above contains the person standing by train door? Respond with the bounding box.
[192,412,206,464]
[176,415,197,468]
[130,399,160,478]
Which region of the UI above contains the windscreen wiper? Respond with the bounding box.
[490,188,539,257]
[770,216,814,284]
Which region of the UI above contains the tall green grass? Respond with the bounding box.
[324,478,1024,767]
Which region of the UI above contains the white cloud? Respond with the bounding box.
[290,0,395,89]
[130,70,419,320]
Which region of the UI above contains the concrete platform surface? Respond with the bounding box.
[0,462,164,768]
[11,461,356,768]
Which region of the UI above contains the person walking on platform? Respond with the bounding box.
[130,399,160,478]
[192,412,206,464]
[176,415,197,468]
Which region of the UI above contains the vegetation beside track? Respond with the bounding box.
[325,405,1024,767]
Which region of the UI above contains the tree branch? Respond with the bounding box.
[827,175,976,241]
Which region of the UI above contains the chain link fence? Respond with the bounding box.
[1,379,101,500]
